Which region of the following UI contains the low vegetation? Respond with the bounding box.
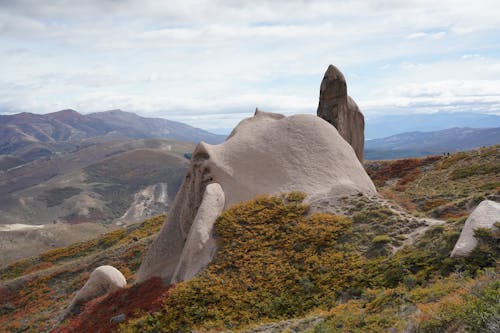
[365,145,500,219]
[2,145,498,333]
[0,215,165,332]
[0,215,164,281]
[119,193,498,333]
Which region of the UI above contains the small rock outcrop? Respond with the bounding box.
[317,64,365,161]
[68,265,126,312]
[451,200,500,257]
[136,110,376,284]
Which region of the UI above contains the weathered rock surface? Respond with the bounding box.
[68,265,126,312]
[171,183,225,284]
[317,64,365,161]
[136,110,376,284]
[451,200,500,257]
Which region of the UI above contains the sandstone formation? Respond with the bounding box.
[136,110,376,284]
[171,183,225,283]
[68,265,126,312]
[451,200,500,257]
[317,64,365,161]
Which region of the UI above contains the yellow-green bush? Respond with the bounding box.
[122,193,499,333]
[123,194,365,332]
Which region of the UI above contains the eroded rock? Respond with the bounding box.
[317,64,365,161]
[136,110,376,284]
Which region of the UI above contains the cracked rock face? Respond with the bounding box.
[451,200,500,257]
[317,64,365,162]
[136,110,376,284]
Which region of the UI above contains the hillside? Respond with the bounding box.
[0,139,194,266]
[0,145,497,333]
[0,216,165,332]
[365,145,499,220]
[0,109,224,162]
[365,127,500,160]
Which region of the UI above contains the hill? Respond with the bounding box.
[366,112,500,139]
[365,127,500,160]
[0,146,497,333]
[364,145,499,219]
[0,109,225,163]
[0,139,194,265]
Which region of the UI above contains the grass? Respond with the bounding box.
[365,145,500,219]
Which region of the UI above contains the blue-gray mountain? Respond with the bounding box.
[366,112,500,139]
[365,127,500,160]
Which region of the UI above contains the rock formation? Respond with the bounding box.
[451,200,500,257]
[171,183,225,283]
[136,110,376,284]
[317,64,365,161]
[68,265,126,312]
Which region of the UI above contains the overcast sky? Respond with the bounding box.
[1,0,500,131]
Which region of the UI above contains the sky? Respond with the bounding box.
[1,0,500,132]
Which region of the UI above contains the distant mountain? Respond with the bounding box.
[366,112,500,139]
[365,127,500,160]
[0,109,225,163]
[86,109,225,144]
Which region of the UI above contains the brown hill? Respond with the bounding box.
[0,109,225,163]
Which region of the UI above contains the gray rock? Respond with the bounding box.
[110,313,126,324]
[451,200,500,257]
[317,64,365,161]
[171,183,225,284]
[68,265,126,312]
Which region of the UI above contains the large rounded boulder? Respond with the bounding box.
[136,110,376,284]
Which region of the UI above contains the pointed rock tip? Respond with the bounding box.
[323,64,346,82]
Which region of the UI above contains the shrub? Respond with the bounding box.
[122,194,365,332]
[372,235,392,244]
[450,163,500,180]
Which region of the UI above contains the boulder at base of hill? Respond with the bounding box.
[317,64,365,162]
[451,200,500,257]
[68,265,126,312]
[136,110,376,284]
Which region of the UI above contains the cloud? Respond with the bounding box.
[406,31,446,40]
[361,80,500,116]
[0,0,500,130]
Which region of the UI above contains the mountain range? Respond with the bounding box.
[365,127,500,160]
[0,109,225,164]
[365,112,500,139]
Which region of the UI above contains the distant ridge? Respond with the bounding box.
[366,112,500,139]
[0,109,225,162]
[365,127,500,160]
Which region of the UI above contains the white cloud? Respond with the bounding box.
[0,0,500,130]
[406,31,446,40]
